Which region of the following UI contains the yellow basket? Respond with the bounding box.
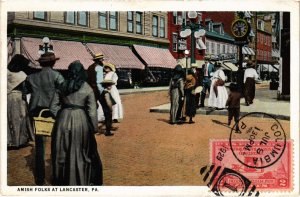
[33,109,55,137]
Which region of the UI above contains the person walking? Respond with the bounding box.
[50,60,103,186]
[199,59,215,108]
[7,54,34,149]
[87,53,105,122]
[103,63,123,122]
[169,64,185,125]
[184,70,197,124]
[22,52,64,185]
[226,83,242,131]
[243,60,259,106]
[208,63,228,109]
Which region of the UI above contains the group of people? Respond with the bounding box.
[7,51,124,186]
[169,59,259,128]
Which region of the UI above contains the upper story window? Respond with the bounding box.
[173,12,177,24]
[33,12,46,20]
[160,17,165,38]
[65,12,76,24]
[136,12,143,34]
[258,19,265,31]
[78,12,88,26]
[127,11,134,33]
[99,11,107,29]
[152,15,158,37]
[109,12,118,30]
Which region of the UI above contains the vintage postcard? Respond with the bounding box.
[1,0,299,196]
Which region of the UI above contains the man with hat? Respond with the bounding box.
[87,53,105,101]
[199,57,215,108]
[22,52,64,185]
[243,60,258,106]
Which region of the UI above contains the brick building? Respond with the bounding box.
[7,11,176,86]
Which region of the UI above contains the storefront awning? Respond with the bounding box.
[133,45,177,69]
[222,61,238,71]
[21,37,94,70]
[242,46,252,55]
[86,43,145,69]
[248,47,255,55]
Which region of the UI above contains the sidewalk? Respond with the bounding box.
[119,86,169,95]
[150,88,290,120]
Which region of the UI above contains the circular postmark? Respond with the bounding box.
[229,112,286,169]
[216,173,246,196]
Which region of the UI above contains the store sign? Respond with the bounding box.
[178,38,187,51]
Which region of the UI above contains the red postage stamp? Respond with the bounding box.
[210,140,292,191]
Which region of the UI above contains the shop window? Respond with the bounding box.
[33,12,46,21]
[152,15,158,37]
[127,11,134,33]
[136,12,143,34]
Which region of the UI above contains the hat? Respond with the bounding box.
[93,53,104,60]
[191,63,198,68]
[104,63,116,72]
[101,79,115,85]
[37,52,59,63]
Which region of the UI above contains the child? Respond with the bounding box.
[226,83,242,131]
[99,79,116,136]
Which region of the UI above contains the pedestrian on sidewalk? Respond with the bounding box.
[87,53,105,122]
[226,83,241,131]
[99,79,117,136]
[104,63,124,123]
[50,60,103,186]
[184,70,197,124]
[243,60,259,106]
[200,58,215,108]
[169,64,185,125]
[7,54,35,149]
[21,52,64,186]
[208,62,228,110]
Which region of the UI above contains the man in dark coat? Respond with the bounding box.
[22,52,64,185]
[199,59,215,108]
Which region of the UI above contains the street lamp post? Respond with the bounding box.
[38,37,54,54]
[184,49,190,76]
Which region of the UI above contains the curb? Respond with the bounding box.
[149,108,290,121]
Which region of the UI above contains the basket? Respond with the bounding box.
[33,109,55,137]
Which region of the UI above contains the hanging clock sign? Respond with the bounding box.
[231,19,250,39]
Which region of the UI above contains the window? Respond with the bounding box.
[258,20,264,31]
[127,11,134,33]
[222,44,225,54]
[160,17,165,38]
[172,33,178,52]
[78,12,88,26]
[152,15,158,37]
[109,12,118,30]
[217,43,220,54]
[182,12,186,25]
[205,41,210,54]
[33,12,46,20]
[136,12,142,34]
[173,12,177,24]
[99,11,107,29]
[211,42,215,54]
[65,12,75,24]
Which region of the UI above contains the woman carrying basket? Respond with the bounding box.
[50,60,103,186]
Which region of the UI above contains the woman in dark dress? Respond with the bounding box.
[184,70,197,124]
[169,64,185,124]
[50,60,103,186]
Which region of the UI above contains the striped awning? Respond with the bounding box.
[21,37,94,70]
[86,43,145,69]
[248,47,255,55]
[133,45,177,68]
[242,46,252,55]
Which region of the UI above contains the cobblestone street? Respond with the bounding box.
[7,90,290,186]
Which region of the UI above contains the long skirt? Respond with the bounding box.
[7,91,34,148]
[110,85,124,120]
[244,77,256,103]
[51,108,103,186]
[208,79,228,108]
[185,89,196,117]
[170,88,181,123]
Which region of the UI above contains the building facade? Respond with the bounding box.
[7,11,176,86]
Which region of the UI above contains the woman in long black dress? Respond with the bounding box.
[50,60,103,186]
